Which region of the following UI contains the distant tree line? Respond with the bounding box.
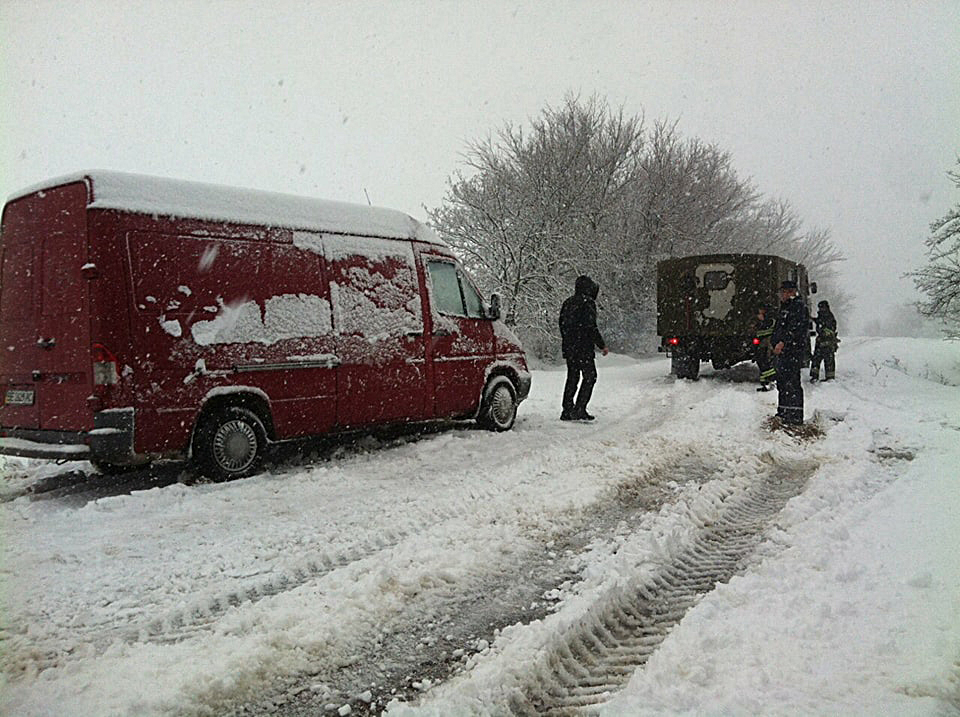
[427,94,847,359]
[911,157,960,339]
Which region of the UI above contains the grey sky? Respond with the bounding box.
[2,0,958,332]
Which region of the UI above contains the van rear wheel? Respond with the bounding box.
[194,406,267,481]
[479,378,518,432]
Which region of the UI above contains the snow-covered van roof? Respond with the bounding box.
[6,171,445,245]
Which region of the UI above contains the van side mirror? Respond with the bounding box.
[809,282,818,294]
[487,293,502,321]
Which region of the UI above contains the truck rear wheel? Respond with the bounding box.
[672,353,700,380]
[194,406,268,481]
[478,377,518,432]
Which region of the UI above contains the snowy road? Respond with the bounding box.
[1,338,958,716]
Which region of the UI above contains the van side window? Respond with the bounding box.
[427,260,488,319]
[427,261,465,316]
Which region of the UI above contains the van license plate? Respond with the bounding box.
[4,389,35,406]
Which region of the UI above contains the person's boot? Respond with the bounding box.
[575,408,596,421]
[560,409,576,421]
[757,383,770,392]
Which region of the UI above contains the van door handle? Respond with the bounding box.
[37,337,56,350]
[405,331,423,337]
[433,329,452,337]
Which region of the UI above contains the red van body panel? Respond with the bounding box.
[0,172,531,465]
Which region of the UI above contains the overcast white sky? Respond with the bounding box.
[2,0,958,332]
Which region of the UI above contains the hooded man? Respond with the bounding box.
[559,275,608,421]
[771,279,810,425]
[810,300,839,381]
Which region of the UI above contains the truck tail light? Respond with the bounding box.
[667,337,679,346]
[92,343,119,386]
[752,338,761,346]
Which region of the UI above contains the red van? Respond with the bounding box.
[0,172,530,480]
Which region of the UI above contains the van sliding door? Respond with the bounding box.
[324,235,428,428]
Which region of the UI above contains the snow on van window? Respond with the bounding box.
[324,234,423,339]
[264,294,333,341]
[190,294,332,346]
[330,268,422,339]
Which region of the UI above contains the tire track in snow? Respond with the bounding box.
[6,418,680,674]
[503,457,818,716]
[240,453,719,717]
[129,391,686,648]
[0,370,692,685]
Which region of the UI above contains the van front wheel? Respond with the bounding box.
[479,378,518,432]
[194,406,267,481]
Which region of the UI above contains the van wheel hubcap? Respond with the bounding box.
[213,420,258,472]
[489,386,515,426]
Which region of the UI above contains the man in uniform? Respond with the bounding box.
[771,280,809,425]
[559,275,608,421]
[753,305,776,391]
[810,300,839,381]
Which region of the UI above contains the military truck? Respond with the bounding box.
[656,253,815,379]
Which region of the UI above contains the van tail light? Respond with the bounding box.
[752,338,761,346]
[92,343,119,386]
[667,337,680,346]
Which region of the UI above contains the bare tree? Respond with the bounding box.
[911,158,960,339]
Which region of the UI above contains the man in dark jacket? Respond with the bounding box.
[771,280,810,425]
[559,275,608,421]
[810,300,839,381]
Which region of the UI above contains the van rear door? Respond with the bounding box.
[0,182,91,432]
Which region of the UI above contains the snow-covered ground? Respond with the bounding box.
[1,337,958,716]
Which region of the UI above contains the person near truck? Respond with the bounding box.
[753,305,777,391]
[810,300,839,381]
[771,280,809,425]
[559,275,608,421]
